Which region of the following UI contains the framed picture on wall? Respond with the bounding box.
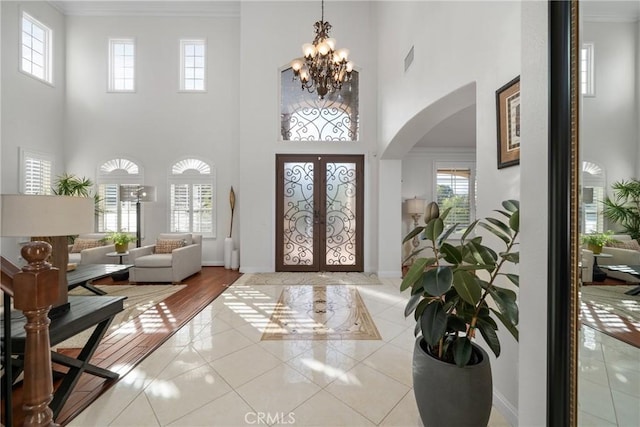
[496,76,521,169]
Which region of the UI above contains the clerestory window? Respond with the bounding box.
[108,38,136,92]
[21,12,52,84]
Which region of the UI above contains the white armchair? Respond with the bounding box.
[127,233,202,283]
[68,233,116,265]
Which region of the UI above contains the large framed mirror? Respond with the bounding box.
[551,1,640,426]
[548,1,579,425]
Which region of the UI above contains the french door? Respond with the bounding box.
[276,154,364,272]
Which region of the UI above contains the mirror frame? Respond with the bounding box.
[548,1,579,425]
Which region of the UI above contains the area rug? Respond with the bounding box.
[580,285,640,348]
[234,272,381,286]
[56,284,186,349]
[261,285,381,340]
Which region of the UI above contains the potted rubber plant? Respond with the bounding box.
[400,200,519,427]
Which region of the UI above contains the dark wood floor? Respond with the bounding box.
[3,266,241,426]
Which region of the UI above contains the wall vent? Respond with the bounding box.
[404,46,415,72]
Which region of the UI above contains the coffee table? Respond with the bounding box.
[599,264,640,295]
[67,264,132,295]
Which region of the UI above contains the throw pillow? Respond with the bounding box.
[155,239,186,254]
[606,239,640,251]
[70,238,104,253]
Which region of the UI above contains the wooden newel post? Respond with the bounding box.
[13,242,60,427]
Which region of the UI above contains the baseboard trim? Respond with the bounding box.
[493,389,518,426]
[202,261,224,267]
[376,270,402,278]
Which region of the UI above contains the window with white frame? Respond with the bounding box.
[581,43,595,97]
[169,158,215,236]
[96,158,141,232]
[21,12,52,84]
[108,38,135,92]
[435,163,476,233]
[280,68,359,141]
[180,39,206,91]
[20,148,53,195]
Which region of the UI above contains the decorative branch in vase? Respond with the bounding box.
[228,186,236,238]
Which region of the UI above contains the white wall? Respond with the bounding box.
[519,1,548,425]
[238,1,378,273]
[582,20,638,199]
[1,1,66,261]
[375,1,522,423]
[63,13,240,264]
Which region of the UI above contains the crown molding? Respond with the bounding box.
[49,1,240,18]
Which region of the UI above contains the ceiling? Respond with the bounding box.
[50,1,240,17]
[581,0,640,20]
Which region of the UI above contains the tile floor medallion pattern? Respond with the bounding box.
[262,285,382,340]
[234,272,382,286]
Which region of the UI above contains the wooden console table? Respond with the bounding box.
[2,295,125,420]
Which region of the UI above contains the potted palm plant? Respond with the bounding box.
[602,178,640,240]
[401,200,519,427]
[105,231,136,253]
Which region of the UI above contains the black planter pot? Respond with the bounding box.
[412,337,493,427]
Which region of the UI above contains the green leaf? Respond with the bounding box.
[489,287,519,325]
[440,242,463,265]
[466,240,497,266]
[402,226,425,244]
[439,207,452,222]
[423,266,453,296]
[453,337,472,367]
[485,217,513,238]
[420,302,447,347]
[438,224,460,247]
[502,199,519,213]
[476,318,501,358]
[404,293,423,317]
[400,258,430,292]
[461,219,479,242]
[491,309,519,341]
[424,218,444,242]
[500,273,519,287]
[415,298,431,319]
[509,210,520,232]
[501,252,520,263]
[452,270,482,305]
[446,315,467,332]
[478,221,511,245]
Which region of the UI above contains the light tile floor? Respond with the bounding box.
[67,277,638,427]
[578,325,640,427]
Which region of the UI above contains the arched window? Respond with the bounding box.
[169,158,215,236]
[96,158,142,232]
[582,160,605,233]
[280,67,359,141]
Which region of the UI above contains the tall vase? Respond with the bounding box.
[224,237,233,269]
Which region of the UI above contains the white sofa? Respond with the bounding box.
[68,233,117,265]
[581,234,640,283]
[127,233,202,283]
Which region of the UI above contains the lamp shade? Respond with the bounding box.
[406,198,426,215]
[1,195,94,237]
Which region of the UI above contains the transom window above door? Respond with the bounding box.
[280,67,359,142]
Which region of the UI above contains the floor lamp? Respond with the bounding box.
[120,186,156,247]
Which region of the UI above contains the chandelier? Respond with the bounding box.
[290,0,354,99]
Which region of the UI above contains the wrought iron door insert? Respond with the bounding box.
[276,155,364,272]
